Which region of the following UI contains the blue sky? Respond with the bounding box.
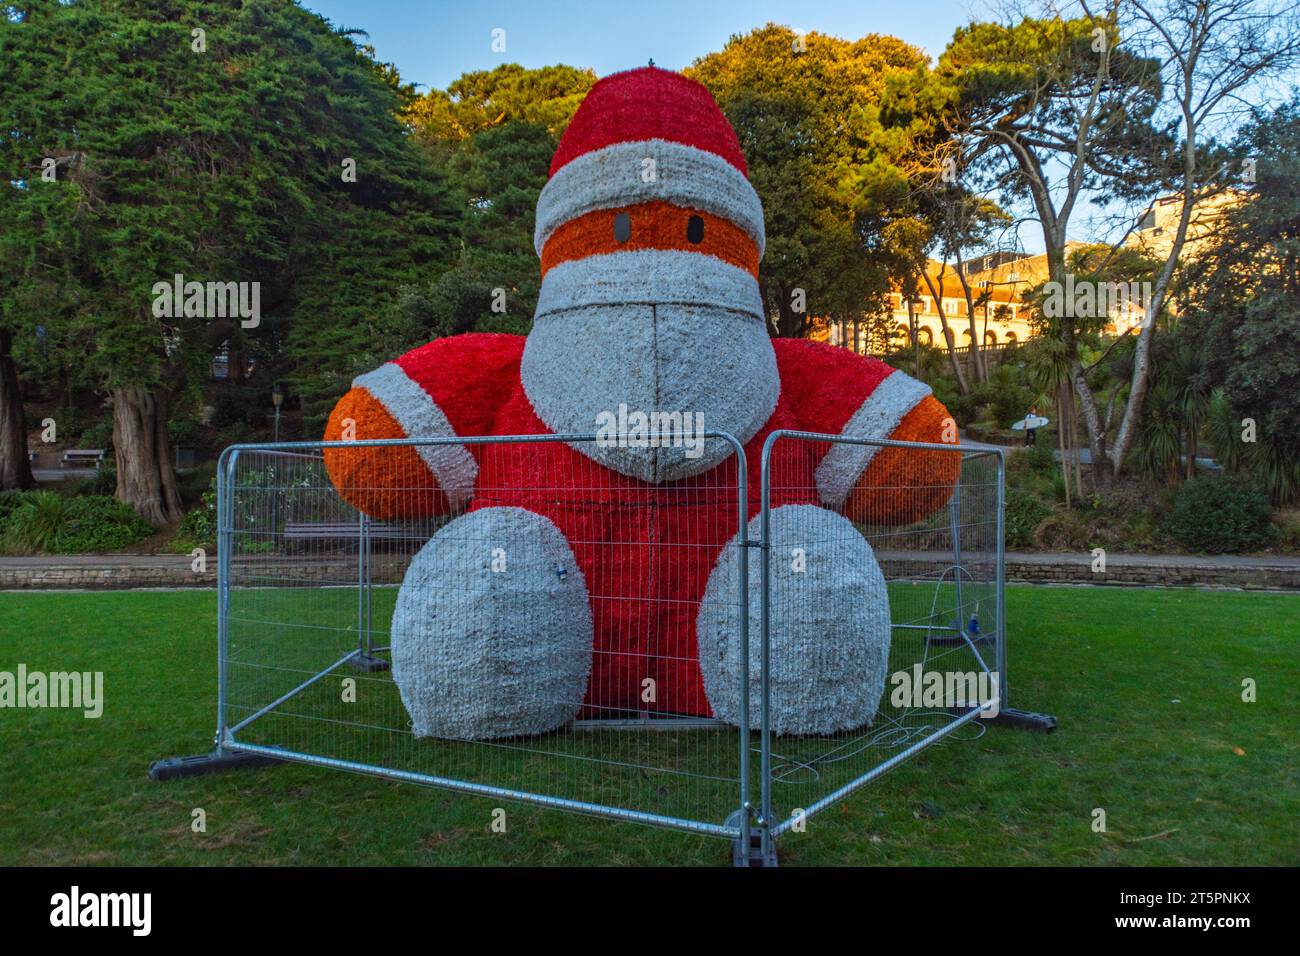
[301,0,985,92]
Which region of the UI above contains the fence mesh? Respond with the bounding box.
[215,434,1003,845]
[758,435,1002,833]
[219,437,749,836]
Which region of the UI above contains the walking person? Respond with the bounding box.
[1024,406,1039,447]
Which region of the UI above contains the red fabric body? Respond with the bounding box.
[549,67,748,176]
[387,333,893,718]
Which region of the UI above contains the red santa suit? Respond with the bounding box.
[324,68,957,739]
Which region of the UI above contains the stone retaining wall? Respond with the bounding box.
[2,552,1297,591]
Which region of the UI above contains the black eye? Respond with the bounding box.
[614,212,631,243]
[686,215,704,244]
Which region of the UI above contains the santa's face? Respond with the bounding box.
[522,95,774,486]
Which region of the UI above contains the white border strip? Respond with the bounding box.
[352,363,478,509]
[815,371,933,508]
[535,249,765,321]
[535,139,765,257]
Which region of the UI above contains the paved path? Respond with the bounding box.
[0,554,197,567]
[2,550,1297,591]
[958,432,1222,470]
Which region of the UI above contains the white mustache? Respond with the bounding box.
[536,249,765,322]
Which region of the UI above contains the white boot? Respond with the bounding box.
[391,506,593,740]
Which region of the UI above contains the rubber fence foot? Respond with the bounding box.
[727,811,779,867]
[350,653,391,673]
[148,749,286,781]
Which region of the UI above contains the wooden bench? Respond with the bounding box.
[61,448,105,469]
[282,520,414,548]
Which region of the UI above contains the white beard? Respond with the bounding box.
[521,300,779,483]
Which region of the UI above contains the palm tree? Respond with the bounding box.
[1132,332,1210,484]
[1020,335,1079,506]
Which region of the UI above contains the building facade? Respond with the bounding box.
[821,190,1240,354]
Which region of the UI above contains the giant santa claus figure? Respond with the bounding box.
[324,67,959,740]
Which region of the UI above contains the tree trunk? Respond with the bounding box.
[1070,360,1112,486]
[921,270,969,393]
[0,328,36,491]
[772,283,809,338]
[952,252,987,384]
[1070,390,1084,496]
[112,385,183,525]
[1057,382,1072,508]
[907,300,920,377]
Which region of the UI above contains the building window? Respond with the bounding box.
[1006,330,1018,343]
[945,299,957,315]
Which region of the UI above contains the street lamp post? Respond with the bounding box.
[271,383,284,443]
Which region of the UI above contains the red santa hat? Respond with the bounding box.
[533,67,766,318]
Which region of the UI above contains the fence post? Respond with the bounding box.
[215,447,238,753]
[732,433,752,863]
[358,512,368,657]
[949,474,965,638]
[758,432,778,865]
[995,449,1008,711]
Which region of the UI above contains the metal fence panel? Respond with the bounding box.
[210,430,1004,858]
[758,432,1004,841]
[216,434,750,838]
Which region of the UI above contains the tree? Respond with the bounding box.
[405,63,595,147]
[917,188,1011,388]
[1,0,458,519]
[940,0,1300,482]
[1023,242,1162,500]
[363,66,597,368]
[438,120,560,335]
[688,25,931,339]
[1131,332,1209,483]
[0,326,34,490]
[1184,97,1300,504]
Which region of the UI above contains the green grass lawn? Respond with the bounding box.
[0,585,1295,866]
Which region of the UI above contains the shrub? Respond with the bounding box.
[1032,509,1093,550]
[0,490,32,526]
[1164,476,1275,554]
[1273,510,1300,551]
[57,497,156,552]
[0,492,153,554]
[1005,491,1052,549]
[66,465,117,497]
[177,485,217,545]
[967,372,1035,429]
[2,491,73,552]
[941,389,978,426]
[1025,441,1055,475]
